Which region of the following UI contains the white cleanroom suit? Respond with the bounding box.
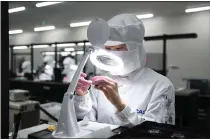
[74,14,175,127]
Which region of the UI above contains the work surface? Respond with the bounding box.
[18,124,49,138]
[19,121,210,139]
[18,121,120,138]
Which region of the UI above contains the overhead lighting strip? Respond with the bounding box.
[34,26,55,32]
[9,29,23,34]
[9,6,26,13]
[70,21,91,27]
[36,2,63,8]
[185,6,210,13]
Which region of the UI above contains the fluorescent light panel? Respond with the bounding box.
[70,21,91,27]
[76,51,84,55]
[61,52,71,56]
[44,52,55,55]
[34,26,55,32]
[85,42,92,46]
[36,2,63,7]
[33,45,49,48]
[77,43,84,46]
[185,6,210,13]
[136,14,154,19]
[9,6,26,13]
[13,46,28,49]
[9,29,23,35]
[57,43,76,47]
[43,51,71,56]
[77,42,91,46]
[64,48,75,51]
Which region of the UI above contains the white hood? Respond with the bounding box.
[43,55,55,68]
[21,61,31,73]
[105,14,146,76]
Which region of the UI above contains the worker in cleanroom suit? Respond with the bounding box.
[17,57,25,75]
[73,14,175,127]
[22,61,31,74]
[16,61,31,79]
[39,55,55,81]
[62,57,78,82]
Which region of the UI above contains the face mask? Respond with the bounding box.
[108,47,140,76]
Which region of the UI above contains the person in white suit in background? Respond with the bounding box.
[62,57,78,83]
[39,55,55,81]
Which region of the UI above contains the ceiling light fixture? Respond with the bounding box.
[9,29,23,35]
[13,46,28,49]
[136,14,154,19]
[70,21,91,27]
[77,43,84,46]
[76,51,84,55]
[42,51,71,56]
[34,26,55,32]
[85,42,92,46]
[9,6,26,13]
[56,43,76,47]
[185,6,210,13]
[33,45,49,48]
[61,52,71,56]
[64,48,75,51]
[36,2,63,7]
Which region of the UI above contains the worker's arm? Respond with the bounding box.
[73,72,98,121]
[73,87,98,121]
[116,86,175,127]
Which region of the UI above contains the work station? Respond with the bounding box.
[4,1,210,138]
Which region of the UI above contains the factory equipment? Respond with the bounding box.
[9,89,40,139]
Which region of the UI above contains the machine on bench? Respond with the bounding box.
[9,89,40,139]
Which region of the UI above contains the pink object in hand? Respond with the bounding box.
[91,76,113,85]
[75,73,92,95]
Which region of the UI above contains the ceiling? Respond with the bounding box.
[9,1,210,31]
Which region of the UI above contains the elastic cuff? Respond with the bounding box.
[73,92,89,102]
[116,105,132,121]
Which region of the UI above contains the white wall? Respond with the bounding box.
[143,11,210,87]
[9,11,210,88]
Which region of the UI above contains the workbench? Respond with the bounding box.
[18,121,210,139]
[18,121,120,138]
